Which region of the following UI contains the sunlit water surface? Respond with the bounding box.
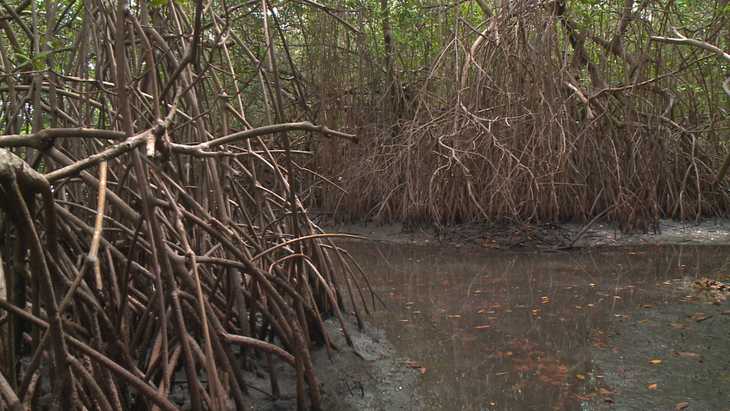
[338,242,730,410]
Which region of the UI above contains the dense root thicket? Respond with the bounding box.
[0,1,373,410]
[308,1,730,230]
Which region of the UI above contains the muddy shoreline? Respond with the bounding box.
[303,218,730,410]
[245,315,424,410]
[325,217,730,249]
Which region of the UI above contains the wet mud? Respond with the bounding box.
[587,284,730,411]
[244,315,424,411]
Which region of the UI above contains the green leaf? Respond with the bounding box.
[34,50,53,60]
[14,53,30,62]
[148,0,167,7]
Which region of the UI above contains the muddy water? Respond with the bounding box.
[338,242,730,410]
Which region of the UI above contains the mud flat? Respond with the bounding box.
[243,315,424,411]
[325,217,730,248]
[587,290,730,410]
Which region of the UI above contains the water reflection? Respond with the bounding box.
[339,242,730,410]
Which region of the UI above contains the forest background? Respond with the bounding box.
[3,0,730,229]
[1,0,730,410]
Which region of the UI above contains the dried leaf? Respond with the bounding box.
[576,374,586,380]
[676,402,689,409]
[675,352,701,358]
[649,360,661,364]
[648,384,658,389]
[599,388,615,395]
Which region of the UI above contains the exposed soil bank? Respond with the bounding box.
[325,217,730,248]
[244,315,424,410]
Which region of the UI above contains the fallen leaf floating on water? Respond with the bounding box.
[599,388,615,395]
[649,360,661,364]
[574,393,597,401]
[675,352,701,358]
[676,402,689,409]
[648,384,658,389]
[576,374,586,380]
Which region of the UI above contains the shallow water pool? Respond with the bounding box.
[338,242,730,410]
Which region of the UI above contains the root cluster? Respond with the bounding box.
[0,1,371,410]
